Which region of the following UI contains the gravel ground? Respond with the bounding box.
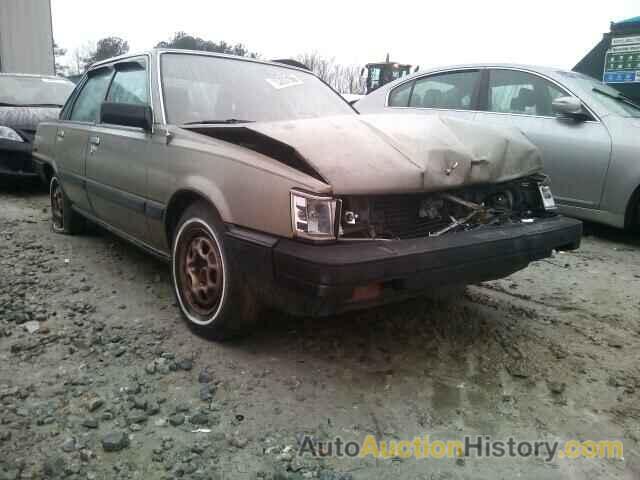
[1,185,639,480]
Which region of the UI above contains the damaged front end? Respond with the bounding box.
[338,174,557,240]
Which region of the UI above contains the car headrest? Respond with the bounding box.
[422,89,443,108]
[510,88,536,111]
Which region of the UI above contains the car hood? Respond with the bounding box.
[245,114,542,194]
[0,106,61,136]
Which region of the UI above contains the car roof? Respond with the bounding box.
[381,63,575,88]
[89,48,313,75]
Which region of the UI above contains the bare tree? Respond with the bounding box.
[296,52,365,94]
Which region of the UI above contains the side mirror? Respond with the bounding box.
[100,102,153,131]
[552,96,588,120]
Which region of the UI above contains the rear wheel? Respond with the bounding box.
[50,175,84,234]
[171,202,261,340]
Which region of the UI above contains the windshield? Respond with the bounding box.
[557,71,640,118]
[0,75,74,107]
[161,53,354,125]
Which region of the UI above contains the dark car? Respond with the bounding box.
[0,73,74,180]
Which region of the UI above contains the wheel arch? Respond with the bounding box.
[624,183,640,230]
[42,162,55,184]
[164,188,227,246]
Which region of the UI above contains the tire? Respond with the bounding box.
[631,201,640,233]
[171,202,261,340]
[50,175,84,234]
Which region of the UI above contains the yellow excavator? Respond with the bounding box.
[362,54,417,94]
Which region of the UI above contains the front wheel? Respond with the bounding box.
[50,175,84,234]
[171,202,261,340]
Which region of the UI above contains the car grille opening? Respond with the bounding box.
[339,175,553,240]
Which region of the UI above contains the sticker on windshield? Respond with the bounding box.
[265,74,304,90]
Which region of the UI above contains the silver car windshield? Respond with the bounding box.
[558,71,640,118]
[0,76,74,107]
[160,53,354,125]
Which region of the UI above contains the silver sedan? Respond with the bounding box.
[356,64,640,230]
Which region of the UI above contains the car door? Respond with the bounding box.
[85,58,152,242]
[475,68,612,210]
[55,67,113,212]
[386,69,482,122]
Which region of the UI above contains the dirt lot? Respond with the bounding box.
[1,185,639,480]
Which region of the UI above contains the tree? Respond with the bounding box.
[83,36,130,68]
[296,52,365,94]
[156,32,258,58]
[53,41,68,76]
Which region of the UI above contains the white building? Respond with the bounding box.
[0,0,55,75]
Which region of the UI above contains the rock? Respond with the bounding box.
[132,397,147,410]
[128,412,148,424]
[61,437,76,452]
[147,400,160,415]
[79,449,94,462]
[548,381,566,394]
[88,397,104,412]
[101,431,130,452]
[42,456,66,478]
[190,412,209,426]
[198,369,212,384]
[199,384,214,401]
[82,417,99,429]
[169,413,185,427]
[228,432,249,449]
[145,361,157,375]
[23,321,40,334]
[154,418,168,427]
[156,358,172,375]
[177,359,193,371]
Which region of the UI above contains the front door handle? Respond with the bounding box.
[56,130,65,140]
[89,135,101,146]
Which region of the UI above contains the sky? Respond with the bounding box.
[52,0,639,71]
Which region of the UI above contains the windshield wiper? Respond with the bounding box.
[183,119,254,125]
[592,87,640,109]
[0,102,63,108]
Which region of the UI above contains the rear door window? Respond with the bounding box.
[408,70,480,110]
[69,68,113,123]
[388,81,413,107]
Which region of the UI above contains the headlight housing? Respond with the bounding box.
[290,190,339,241]
[0,126,24,143]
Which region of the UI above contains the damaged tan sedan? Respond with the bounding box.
[33,49,582,339]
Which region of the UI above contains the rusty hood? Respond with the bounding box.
[244,114,542,195]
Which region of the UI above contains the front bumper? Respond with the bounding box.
[0,139,37,178]
[226,215,582,316]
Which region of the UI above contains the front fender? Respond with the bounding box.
[600,117,640,226]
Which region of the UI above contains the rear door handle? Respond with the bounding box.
[56,130,65,140]
[89,135,100,145]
